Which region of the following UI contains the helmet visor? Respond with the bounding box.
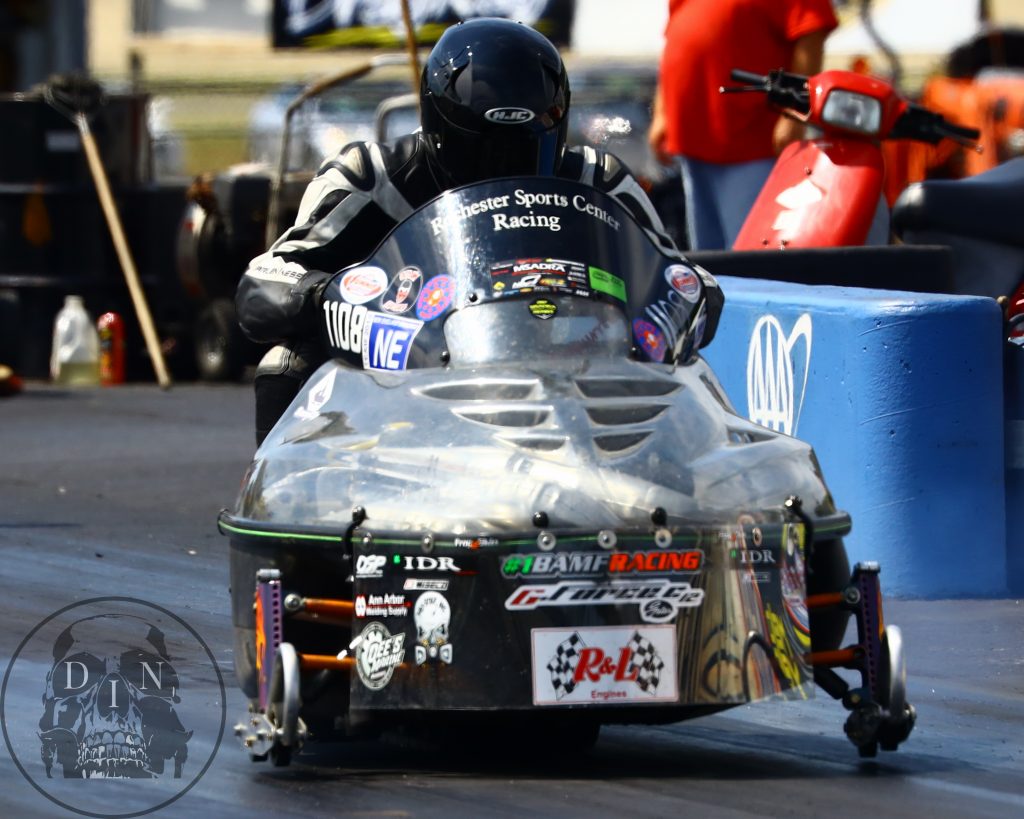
[439,121,563,185]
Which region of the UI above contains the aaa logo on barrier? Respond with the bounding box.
[746,313,813,435]
[1,597,225,818]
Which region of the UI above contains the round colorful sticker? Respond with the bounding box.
[382,266,423,314]
[633,318,666,362]
[339,265,389,305]
[529,299,558,320]
[416,274,455,321]
[665,264,701,303]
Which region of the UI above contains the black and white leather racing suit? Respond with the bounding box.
[236,132,724,444]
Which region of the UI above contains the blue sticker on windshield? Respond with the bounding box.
[416,275,455,321]
[633,319,666,362]
[362,313,423,371]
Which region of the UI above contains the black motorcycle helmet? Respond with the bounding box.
[420,17,571,186]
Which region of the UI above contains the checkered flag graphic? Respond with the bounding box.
[628,631,665,694]
[547,632,586,700]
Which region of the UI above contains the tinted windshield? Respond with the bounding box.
[319,177,703,370]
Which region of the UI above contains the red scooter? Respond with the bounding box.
[724,67,1024,339]
[725,68,979,251]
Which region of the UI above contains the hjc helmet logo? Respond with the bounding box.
[484,107,535,123]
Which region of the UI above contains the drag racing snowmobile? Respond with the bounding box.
[219,176,915,765]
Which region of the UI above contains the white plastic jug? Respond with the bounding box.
[50,295,100,386]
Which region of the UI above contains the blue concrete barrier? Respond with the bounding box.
[703,276,1007,598]
[1005,342,1024,595]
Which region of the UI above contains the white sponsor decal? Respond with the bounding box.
[513,261,567,274]
[339,265,388,304]
[403,578,449,592]
[323,301,367,354]
[746,313,812,435]
[771,178,825,238]
[532,625,678,706]
[505,579,704,624]
[452,536,498,550]
[414,592,452,665]
[354,593,409,618]
[396,556,461,573]
[429,188,620,237]
[355,554,386,579]
[353,621,405,691]
[246,259,308,285]
[293,367,336,420]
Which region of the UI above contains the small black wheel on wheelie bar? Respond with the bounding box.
[808,538,851,652]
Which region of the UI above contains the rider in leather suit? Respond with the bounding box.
[236,17,723,445]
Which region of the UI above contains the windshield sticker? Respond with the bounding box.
[589,266,626,302]
[529,299,558,320]
[489,257,592,300]
[323,300,368,354]
[665,264,702,303]
[339,265,388,304]
[492,211,561,233]
[645,289,695,359]
[429,188,622,237]
[381,266,422,314]
[293,367,336,420]
[416,274,455,321]
[362,312,423,371]
[633,319,667,362]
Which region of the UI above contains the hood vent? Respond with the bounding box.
[453,406,551,427]
[418,379,539,401]
[585,404,669,425]
[593,431,653,453]
[574,376,680,399]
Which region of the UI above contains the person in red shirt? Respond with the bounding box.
[649,0,838,249]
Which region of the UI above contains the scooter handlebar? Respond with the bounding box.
[723,69,811,115]
[938,120,982,144]
[892,102,981,146]
[729,69,768,85]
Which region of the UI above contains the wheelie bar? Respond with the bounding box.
[236,572,359,763]
[806,563,916,756]
[256,568,283,711]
